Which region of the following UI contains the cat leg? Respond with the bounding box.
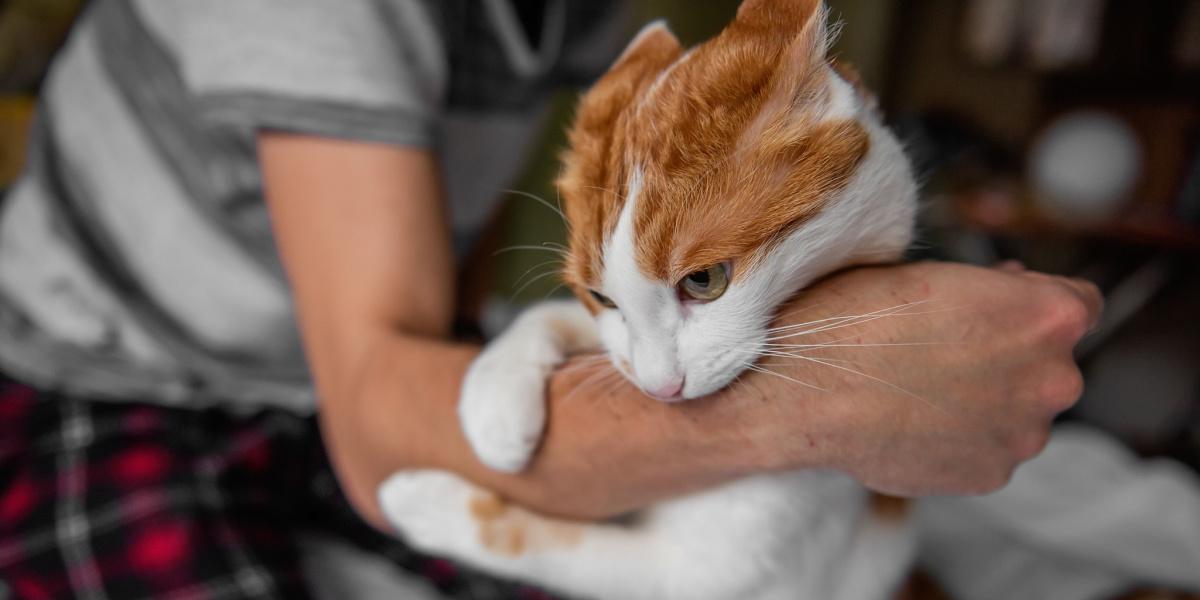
[380,470,670,600]
[459,299,599,472]
[382,470,879,600]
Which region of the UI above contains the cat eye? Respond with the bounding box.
[679,263,729,302]
[589,289,618,309]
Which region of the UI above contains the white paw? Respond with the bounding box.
[459,356,548,473]
[378,470,477,558]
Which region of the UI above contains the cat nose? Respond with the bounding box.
[647,376,684,401]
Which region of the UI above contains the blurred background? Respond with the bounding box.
[1,0,1197,469]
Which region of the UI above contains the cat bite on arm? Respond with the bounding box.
[381,1,920,598]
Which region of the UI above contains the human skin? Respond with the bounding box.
[259,133,1101,529]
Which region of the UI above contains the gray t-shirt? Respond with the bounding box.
[0,0,625,412]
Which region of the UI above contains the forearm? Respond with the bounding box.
[324,260,1100,528]
[321,329,797,528]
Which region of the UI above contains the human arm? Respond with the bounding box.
[258,132,752,527]
[259,133,1101,528]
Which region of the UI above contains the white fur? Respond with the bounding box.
[459,299,599,472]
[382,468,911,600]
[598,169,690,398]
[381,16,920,600]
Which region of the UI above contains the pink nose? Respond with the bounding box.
[647,376,684,400]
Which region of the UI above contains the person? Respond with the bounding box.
[0,0,1101,598]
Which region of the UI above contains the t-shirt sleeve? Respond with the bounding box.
[134,0,447,147]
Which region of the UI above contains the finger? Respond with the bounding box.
[1021,271,1104,328]
[1018,271,1104,333]
[1055,277,1104,329]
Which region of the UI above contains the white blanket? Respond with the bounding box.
[918,425,1200,600]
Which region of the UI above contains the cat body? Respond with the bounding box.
[381,1,920,598]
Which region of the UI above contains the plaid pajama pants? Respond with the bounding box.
[0,375,558,600]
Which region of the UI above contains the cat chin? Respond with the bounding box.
[649,392,689,404]
[680,375,740,401]
[629,385,714,403]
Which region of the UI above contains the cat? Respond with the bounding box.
[380,0,919,598]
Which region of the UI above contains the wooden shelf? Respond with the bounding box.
[950,191,1200,251]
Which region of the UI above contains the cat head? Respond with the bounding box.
[556,0,917,401]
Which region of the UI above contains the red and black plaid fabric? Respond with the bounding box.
[0,375,559,600]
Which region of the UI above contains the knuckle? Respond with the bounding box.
[1078,280,1102,304]
[1013,429,1051,461]
[993,466,1016,491]
[1041,294,1090,340]
[1042,367,1085,410]
[972,467,1013,495]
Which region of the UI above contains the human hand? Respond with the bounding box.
[743,261,1103,495]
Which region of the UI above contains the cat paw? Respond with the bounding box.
[459,356,548,473]
[379,469,477,558]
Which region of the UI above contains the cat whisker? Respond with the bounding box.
[764,306,923,338]
[788,354,953,418]
[762,341,947,349]
[767,303,959,342]
[541,282,568,300]
[765,300,931,335]
[767,307,960,343]
[744,364,827,392]
[738,349,864,368]
[558,356,610,369]
[750,347,858,361]
[565,368,627,406]
[504,188,566,221]
[728,373,747,395]
[494,244,568,257]
[772,322,960,348]
[556,354,612,375]
[511,269,563,299]
[561,367,614,403]
[513,259,565,288]
[758,356,861,367]
[554,186,574,234]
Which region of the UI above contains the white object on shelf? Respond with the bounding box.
[1029,110,1143,223]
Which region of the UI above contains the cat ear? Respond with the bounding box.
[568,20,682,147]
[613,20,682,70]
[729,0,835,89]
[734,0,830,53]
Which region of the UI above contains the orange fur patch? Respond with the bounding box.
[468,492,584,557]
[867,492,912,522]
[557,0,870,301]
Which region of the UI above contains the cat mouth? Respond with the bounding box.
[643,376,686,402]
[643,374,681,403]
[646,390,686,403]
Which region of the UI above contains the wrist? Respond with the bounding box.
[720,375,834,474]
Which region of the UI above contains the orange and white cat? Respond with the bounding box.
[381,1,919,598]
